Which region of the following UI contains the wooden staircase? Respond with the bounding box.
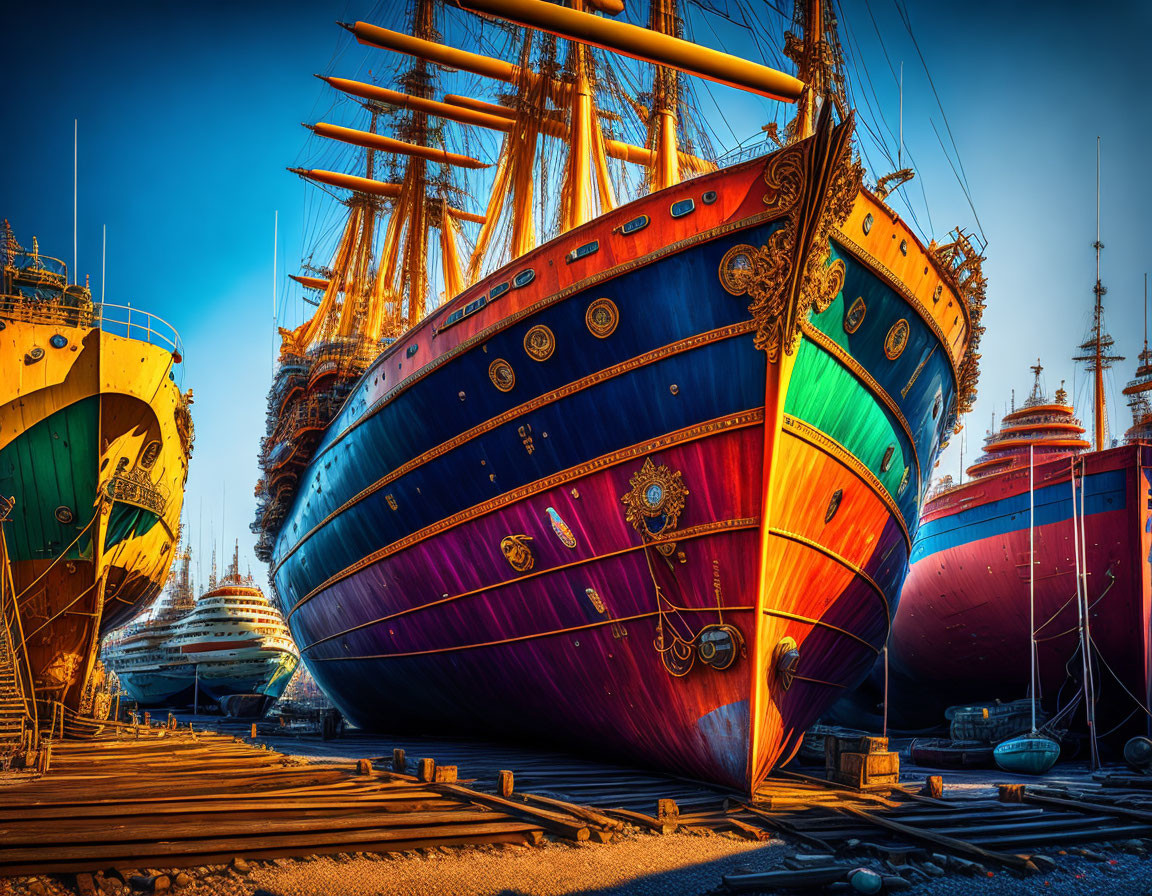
[0,498,34,760]
[0,627,28,749]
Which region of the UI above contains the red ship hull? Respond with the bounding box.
[890,443,1152,735]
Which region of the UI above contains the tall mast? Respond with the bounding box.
[784,0,843,141]
[1073,137,1123,452]
[648,0,681,191]
[398,0,434,324]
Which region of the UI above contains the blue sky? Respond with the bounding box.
[2,0,1148,589]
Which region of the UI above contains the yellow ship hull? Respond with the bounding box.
[0,311,191,709]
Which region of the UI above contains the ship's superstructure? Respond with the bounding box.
[252,0,984,790]
[964,365,1089,481]
[103,542,298,717]
[891,148,1150,741]
[0,221,192,726]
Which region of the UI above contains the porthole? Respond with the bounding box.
[25,347,44,364]
[566,240,599,263]
[825,489,843,523]
[899,239,908,256]
[880,445,896,473]
[933,284,943,304]
[898,467,910,497]
[884,319,910,360]
[670,198,695,218]
[50,334,68,349]
[701,190,718,205]
[55,506,74,524]
[489,282,510,300]
[406,344,418,358]
[844,297,866,334]
[464,297,487,315]
[620,215,649,235]
[862,213,874,235]
[513,268,536,288]
[718,244,757,296]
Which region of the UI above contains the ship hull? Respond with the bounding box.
[0,317,190,710]
[117,648,299,711]
[269,123,973,789]
[890,444,1152,734]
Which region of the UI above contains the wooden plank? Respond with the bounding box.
[834,804,1037,872]
[431,783,591,841]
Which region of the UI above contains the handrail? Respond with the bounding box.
[0,295,184,361]
[0,512,38,745]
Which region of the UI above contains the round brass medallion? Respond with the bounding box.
[718,244,756,296]
[585,298,619,338]
[523,324,555,361]
[844,296,866,334]
[884,319,910,360]
[488,358,515,392]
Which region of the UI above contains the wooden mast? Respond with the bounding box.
[784,0,831,141]
[1073,137,1123,451]
[647,0,680,191]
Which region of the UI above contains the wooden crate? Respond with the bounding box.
[833,750,900,788]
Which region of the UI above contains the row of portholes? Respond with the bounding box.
[21,334,69,365]
[843,296,910,361]
[862,212,908,256]
[488,298,620,393]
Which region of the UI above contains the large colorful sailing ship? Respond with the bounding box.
[890,161,1150,741]
[103,543,298,717]
[253,0,985,790]
[0,221,192,721]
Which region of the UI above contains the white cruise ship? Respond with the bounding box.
[102,542,299,717]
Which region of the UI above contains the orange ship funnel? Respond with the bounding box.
[453,0,804,101]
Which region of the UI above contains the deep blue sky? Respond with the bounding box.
[2,0,1148,588]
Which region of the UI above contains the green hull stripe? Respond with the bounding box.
[0,397,98,562]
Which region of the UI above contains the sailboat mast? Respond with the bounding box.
[1029,444,1036,733]
[789,0,826,141]
[400,0,434,325]
[1093,137,1105,451]
[648,0,681,191]
[1074,136,1122,451]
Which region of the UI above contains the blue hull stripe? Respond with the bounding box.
[911,468,1127,562]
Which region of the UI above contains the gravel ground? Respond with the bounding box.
[3,832,1151,896]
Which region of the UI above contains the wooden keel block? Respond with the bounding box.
[418,758,436,783]
[924,776,944,799]
[433,765,458,783]
[656,799,680,821]
[392,749,406,772]
[998,784,1026,803]
[498,770,514,798]
[250,724,258,739]
[356,759,373,775]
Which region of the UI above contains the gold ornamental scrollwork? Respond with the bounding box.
[621,457,689,539]
[727,112,863,363]
[500,534,535,572]
[762,146,805,214]
[717,226,797,362]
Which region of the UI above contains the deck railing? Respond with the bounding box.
[0,297,184,361]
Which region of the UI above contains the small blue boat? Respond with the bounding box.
[993,733,1061,775]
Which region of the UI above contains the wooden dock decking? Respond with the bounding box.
[0,726,548,876]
